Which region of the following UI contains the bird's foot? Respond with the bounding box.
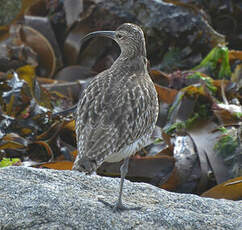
[98,198,141,212]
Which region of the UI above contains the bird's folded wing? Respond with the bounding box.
[76,72,156,162]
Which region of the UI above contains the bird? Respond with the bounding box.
[72,23,159,211]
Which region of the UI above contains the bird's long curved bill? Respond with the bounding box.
[81,31,115,43]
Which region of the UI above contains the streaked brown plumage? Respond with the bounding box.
[73,23,159,211]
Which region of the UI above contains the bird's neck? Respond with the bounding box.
[121,43,146,58]
[112,52,148,75]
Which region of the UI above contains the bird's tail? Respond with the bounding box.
[72,155,97,174]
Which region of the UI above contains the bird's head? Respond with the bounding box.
[114,23,146,57]
[81,23,147,58]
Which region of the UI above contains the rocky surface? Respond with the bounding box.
[0,166,241,229]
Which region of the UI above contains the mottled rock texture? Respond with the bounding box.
[0,166,241,230]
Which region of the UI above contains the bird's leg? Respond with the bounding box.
[99,157,141,212]
[114,157,129,210]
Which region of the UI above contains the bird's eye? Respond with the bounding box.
[117,34,123,39]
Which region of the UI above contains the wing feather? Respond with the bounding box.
[75,70,158,171]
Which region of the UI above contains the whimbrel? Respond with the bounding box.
[73,23,159,211]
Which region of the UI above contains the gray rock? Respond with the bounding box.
[0,166,241,230]
[78,0,225,72]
